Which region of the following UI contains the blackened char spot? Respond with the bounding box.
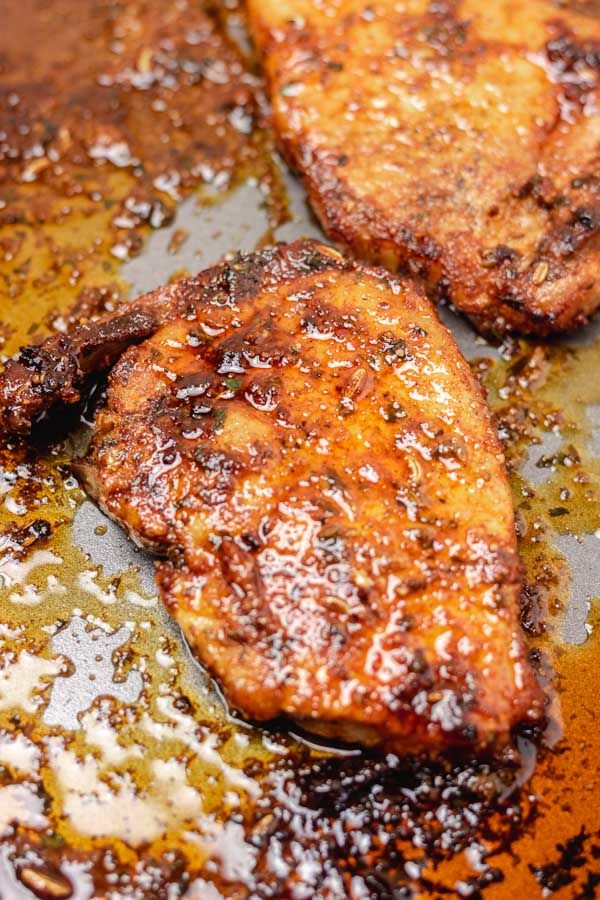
[539,204,600,258]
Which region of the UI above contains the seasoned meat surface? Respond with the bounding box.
[73,241,542,753]
[248,0,600,335]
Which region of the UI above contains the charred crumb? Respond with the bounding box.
[0,518,53,561]
[529,828,594,894]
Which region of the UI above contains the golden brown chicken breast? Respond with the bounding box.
[24,240,542,755]
[248,0,600,336]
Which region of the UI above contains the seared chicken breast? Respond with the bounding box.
[1,240,539,753]
[248,0,600,335]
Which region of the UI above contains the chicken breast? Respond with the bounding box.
[41,240,541,754]
[248,0,600,336]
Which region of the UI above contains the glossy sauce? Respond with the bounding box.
[0,2,599,897]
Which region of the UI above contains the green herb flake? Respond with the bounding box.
[213,408,227,431]
[224,376,242,393]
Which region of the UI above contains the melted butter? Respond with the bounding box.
[477,337,600,537]
[0,520,286,885]
[468,336,600,895]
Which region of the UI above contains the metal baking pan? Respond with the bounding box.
[0,4,599,898]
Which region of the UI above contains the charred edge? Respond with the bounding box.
[0,308,160,436]
[0,241,345,436]
[538,205,600,259]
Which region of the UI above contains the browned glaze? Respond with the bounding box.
[0,1,599,897]
[248,0,600,336]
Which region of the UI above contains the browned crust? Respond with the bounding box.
[290,153,600,335]
[78,239,544,754]
[248,1,600,336]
